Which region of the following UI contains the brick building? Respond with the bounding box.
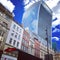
[34,38,40,58]
[21,30,30,53]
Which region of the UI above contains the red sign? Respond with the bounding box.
[4,47,16,52]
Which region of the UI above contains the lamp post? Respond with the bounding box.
[45,28,53,60]
[45,28,49,54]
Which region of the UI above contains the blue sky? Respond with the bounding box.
[10,0,24,24]
[0,0,60,51]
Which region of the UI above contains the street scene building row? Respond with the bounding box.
[0,2,55,60]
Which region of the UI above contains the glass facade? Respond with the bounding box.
[22,2,41,34]
[38,2,52,46]
[22,1,52,48]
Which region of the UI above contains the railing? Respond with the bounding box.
[0,22,9,30]
[0,12,11,22]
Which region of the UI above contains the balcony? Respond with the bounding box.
[0,11,12,23]
[0,22,9,30]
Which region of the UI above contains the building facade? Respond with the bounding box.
[4,21,23,60]
[0,3,13,59]
[6,21,23,49]
[0,2,54,60]
[28,32,35,55]
[34,38,40,58]
[0,3,13,50]
[21,30,29,53]
[40,43,47,60]
[38,1,52,48]
[54,53,60,60]
[40,42,54,60]
[22,1,52,49]
[0,3,23,60]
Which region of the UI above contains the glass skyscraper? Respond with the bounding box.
[22,1,52,48]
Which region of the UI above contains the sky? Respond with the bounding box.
[0,0,24,24]
[0,0,60,52]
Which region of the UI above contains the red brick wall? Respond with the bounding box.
[21,30,30,53]
[34,38,40,58]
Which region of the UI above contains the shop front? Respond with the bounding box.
[1,54,17,60]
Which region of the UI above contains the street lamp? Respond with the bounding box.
[45,28,49,54]
[45,28,53,60]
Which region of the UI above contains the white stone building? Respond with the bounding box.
[6,21,24,49]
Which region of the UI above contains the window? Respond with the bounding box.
[22,40,25,43]
[13,40,16,45]
[0,12,3,16]
[3,22,8,28]
[0,30,4,36]
[22,46,25,51]
[23,47,28,53]
[15,34,17,38]
[22,46,24,51]
[12,30,14,32]
[25,47,28,53]
[9,38,12,44]
[5,14,10,20]
[24,46,26,51]
[0,41,2,46]
[20,29,22,33]
[21,46,24,50]
[11,33,14,36]
[17,42,19,47]
[25,41,27,46]
[18,35,20,40]
[13,24,16,29]
[0,30,2,36]
[17,27,19,31]
[15,33,18,38]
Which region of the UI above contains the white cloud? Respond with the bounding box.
[24,0,60,11]
[52,12,60,20]
[24,0,40,5]
[24,0,41,10]
[52,13,60,28]
[53,28,60,33]
[24,1,35,10]
[52,20,60,28]
[12,13,15,17]
[52,37,60,41]
[24,0,29,5]
[45,0,60,9]
[52,12,57,20]
[0,0,15,12]
[56,14,60,19]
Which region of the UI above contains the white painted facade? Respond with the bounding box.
[6,21,23,49]
[40,43,54,60]
[40,43,47,60]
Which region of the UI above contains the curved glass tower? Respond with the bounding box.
[22,2,41,34]
[22,1,52,48]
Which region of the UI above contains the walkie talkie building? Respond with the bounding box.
[22,1,52,48]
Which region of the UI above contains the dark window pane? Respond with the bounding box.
[17,42,19,47]
[9,38,12,44]
[13,40,16,45]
